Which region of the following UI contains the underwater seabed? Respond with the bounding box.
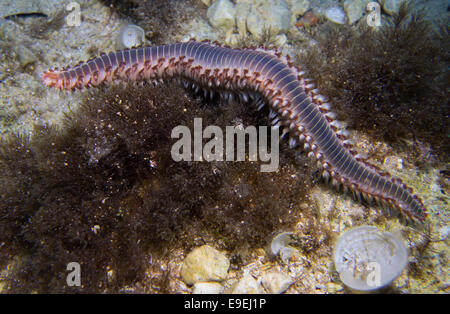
[0,0,448,293]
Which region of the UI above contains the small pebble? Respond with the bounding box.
[261,270,292,294]
[231,274,263,294]
[207,0,236,32]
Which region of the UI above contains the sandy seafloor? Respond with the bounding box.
[0,0,448,293]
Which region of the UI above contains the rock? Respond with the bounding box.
[286,0,310,16]
[261,270,292,294]
[193,282,224,294]
[15,44,37,67]
[309,0,341,17]
[380,0,404,16]
[270,232,299,264]
[207,0,236,32]
[183,17,217,42]
[286,0,310,25]
[344,0,371,25]
[383,156,404,170]
[231,274,263,294]
[200,0,212,6]
[326,282,344,293]
[325,6,346,24]
[274,34,287,47]
[181,245,230,285]
[246,0,292,39]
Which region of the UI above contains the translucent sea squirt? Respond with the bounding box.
[333,226,408,291]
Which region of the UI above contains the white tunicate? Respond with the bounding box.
[333,226,408,291]
[117,24,145,49]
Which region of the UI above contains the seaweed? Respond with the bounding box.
[296,3,449,161]
[0,82,314,293]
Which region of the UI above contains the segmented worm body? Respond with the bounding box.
[42,40,427,222]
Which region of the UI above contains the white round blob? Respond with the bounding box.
[333,226,408,291]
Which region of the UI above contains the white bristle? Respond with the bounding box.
[326,112,337,120]
[320,102,331,110]
[336,129,349,137]
[330,120,341,128]
[257,101,265,111]
[316,95,326,102]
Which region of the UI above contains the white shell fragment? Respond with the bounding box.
[333,226,408,291]
[117,23,145,49]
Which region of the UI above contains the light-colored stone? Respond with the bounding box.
[344,0,371,25]
[261,270,292,294]
[231,274,263,294]
[325,6,346,24]
[200,0,212,6]
[16,44,37,68]
[246,0,292,39]
[326,282,344,293]
[193,282,224,294]
[207,0,236,32]
[286,0,310,26]
[181,245,230,285]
